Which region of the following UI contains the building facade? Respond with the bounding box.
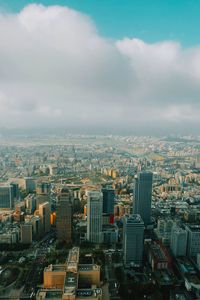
[185,225,200,257]
[56,188,72,243]
[39,202,51,234]
[134,172,153,225]
[0,185,14,209]
[87,190,103,244]
[102,187,115,215]
[123,214,144,266]
[170,227,188,257]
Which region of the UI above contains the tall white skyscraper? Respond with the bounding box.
[123,214,144,266]
[86,190,103,244]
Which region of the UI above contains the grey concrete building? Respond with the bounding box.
[123,214,144,266]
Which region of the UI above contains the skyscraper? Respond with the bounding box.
[170,226,187,257]
[87,190,103,244]
[39,202,51,234]
[0,184,14,209]
[25,194,36,214]
[56,188,72,243]
[185,225,200,257]
[21,223,32,244]
[123,214,144,266]
[36,182,51,195]
[134,172,153,225]
[102,187,115,215]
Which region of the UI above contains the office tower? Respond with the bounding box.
[21,223,32,244]
[25,194,36,214]
[39,202,51,234]
[134,172,153,225]
[156,218,175,246]
[102,187,115,215]
[10,182,19,200]
[31,216,42,239]
[170,227,187,257]
[36,194,49,209]
[0,184,14,209]
[123,214,144,266]
[36,182,51,195]
[56,188,72,243]
[87,190,103,244]
[24,177,36,192]
[146,242,169,271]
[185,225,200,257]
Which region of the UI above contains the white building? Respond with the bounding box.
[185,225,200,257]
[170,226,187,257]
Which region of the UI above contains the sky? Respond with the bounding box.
[0,0,200,134]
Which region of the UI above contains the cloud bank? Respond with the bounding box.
[0,4,200,134]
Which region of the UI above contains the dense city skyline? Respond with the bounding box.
[0,1,200,133]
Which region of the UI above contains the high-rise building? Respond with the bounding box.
[25,194,36,214]
[102,187,115,215]
[36,182,51,195]
[10,182,19,200]
[56,188,72,243]
[123,214,144,266]
[21,223,32,244]
[87,190,103,244]
[31,216,42,239]
[185,225,200,257]
[0,184,14,209]
[36,194,49,209]
[134,172,153,225]
[170,227,187,257]
[24,177,36,192]
[39,202,51,234]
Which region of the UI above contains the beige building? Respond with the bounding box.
[44,265,67,289]
[39,202,51,234]
[38,247,102,300]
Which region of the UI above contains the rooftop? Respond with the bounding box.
[44,264,66,273]
[79,264,100,271]
[148,243,167,261]
[186,224,200,232]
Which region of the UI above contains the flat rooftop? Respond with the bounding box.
[44,264,66,273]
[65,271,77,288]
[76,288,102,299]
[186,225,200,232]
[36,290,63,300]
[149,243,167,261]
[67,247,79,264]
[37,288,102,299]
[79,264,100,271]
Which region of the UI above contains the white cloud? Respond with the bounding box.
[0,4,199,133]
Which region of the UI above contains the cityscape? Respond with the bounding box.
[1,1,200,300]
[0,133,200,299]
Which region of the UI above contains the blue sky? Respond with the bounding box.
[1,0,200,47]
